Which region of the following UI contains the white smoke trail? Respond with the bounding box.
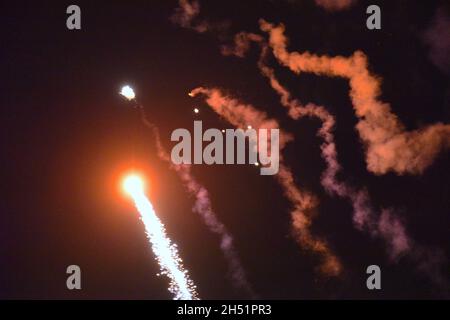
[125,176,199,300]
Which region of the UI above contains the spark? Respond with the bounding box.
[194,108,199,114]
[254,162,259,166]
[122,174,199,300]
[120,85,136,101]
[247,125,252,129]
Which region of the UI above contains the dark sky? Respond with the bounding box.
[1,0,449,299]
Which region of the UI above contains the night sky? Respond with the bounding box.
[1,0,449,299]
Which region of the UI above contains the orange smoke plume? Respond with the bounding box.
[190,87,342,276]
[260,20,450,176]
[171,0,208,33]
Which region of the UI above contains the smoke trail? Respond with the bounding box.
[260,20,450,176]
[170,0,208,33]
[172,1,448,290]
[225,32,447,288]
[124,176,199,300]
[255,42,412,260]
[171,0,230,35]
[190,87,342,276]
[257,44,449,295]
[139,107,255,296]
[314,0,357,12]
[421,6,450,75]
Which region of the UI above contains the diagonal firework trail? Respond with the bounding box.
[138,107,255,297]
[124,175,199,300]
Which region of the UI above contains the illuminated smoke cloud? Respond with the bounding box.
[139,110,254,296]
[221,32,264,58]
[171,0,208,33]
[171,0,230,35]
[229,36,412,260]
[314,0,357,12]
[190,87,342,276]
[260,20,450,176]
[171,1,448,290]
[260,46,411,260]
[227,31,448,289]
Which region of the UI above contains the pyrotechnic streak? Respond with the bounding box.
[133,99,255,296]
[123,175,198,300]
[190,87,342,276]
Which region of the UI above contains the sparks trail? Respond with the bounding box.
[123,175,198,300]
[190,87,342,276]
[136,101,255,297]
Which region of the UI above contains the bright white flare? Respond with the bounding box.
[123,174,198,300]
[120,85,136,100]
[123,175,145,195]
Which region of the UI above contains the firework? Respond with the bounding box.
[123,174,199,300]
